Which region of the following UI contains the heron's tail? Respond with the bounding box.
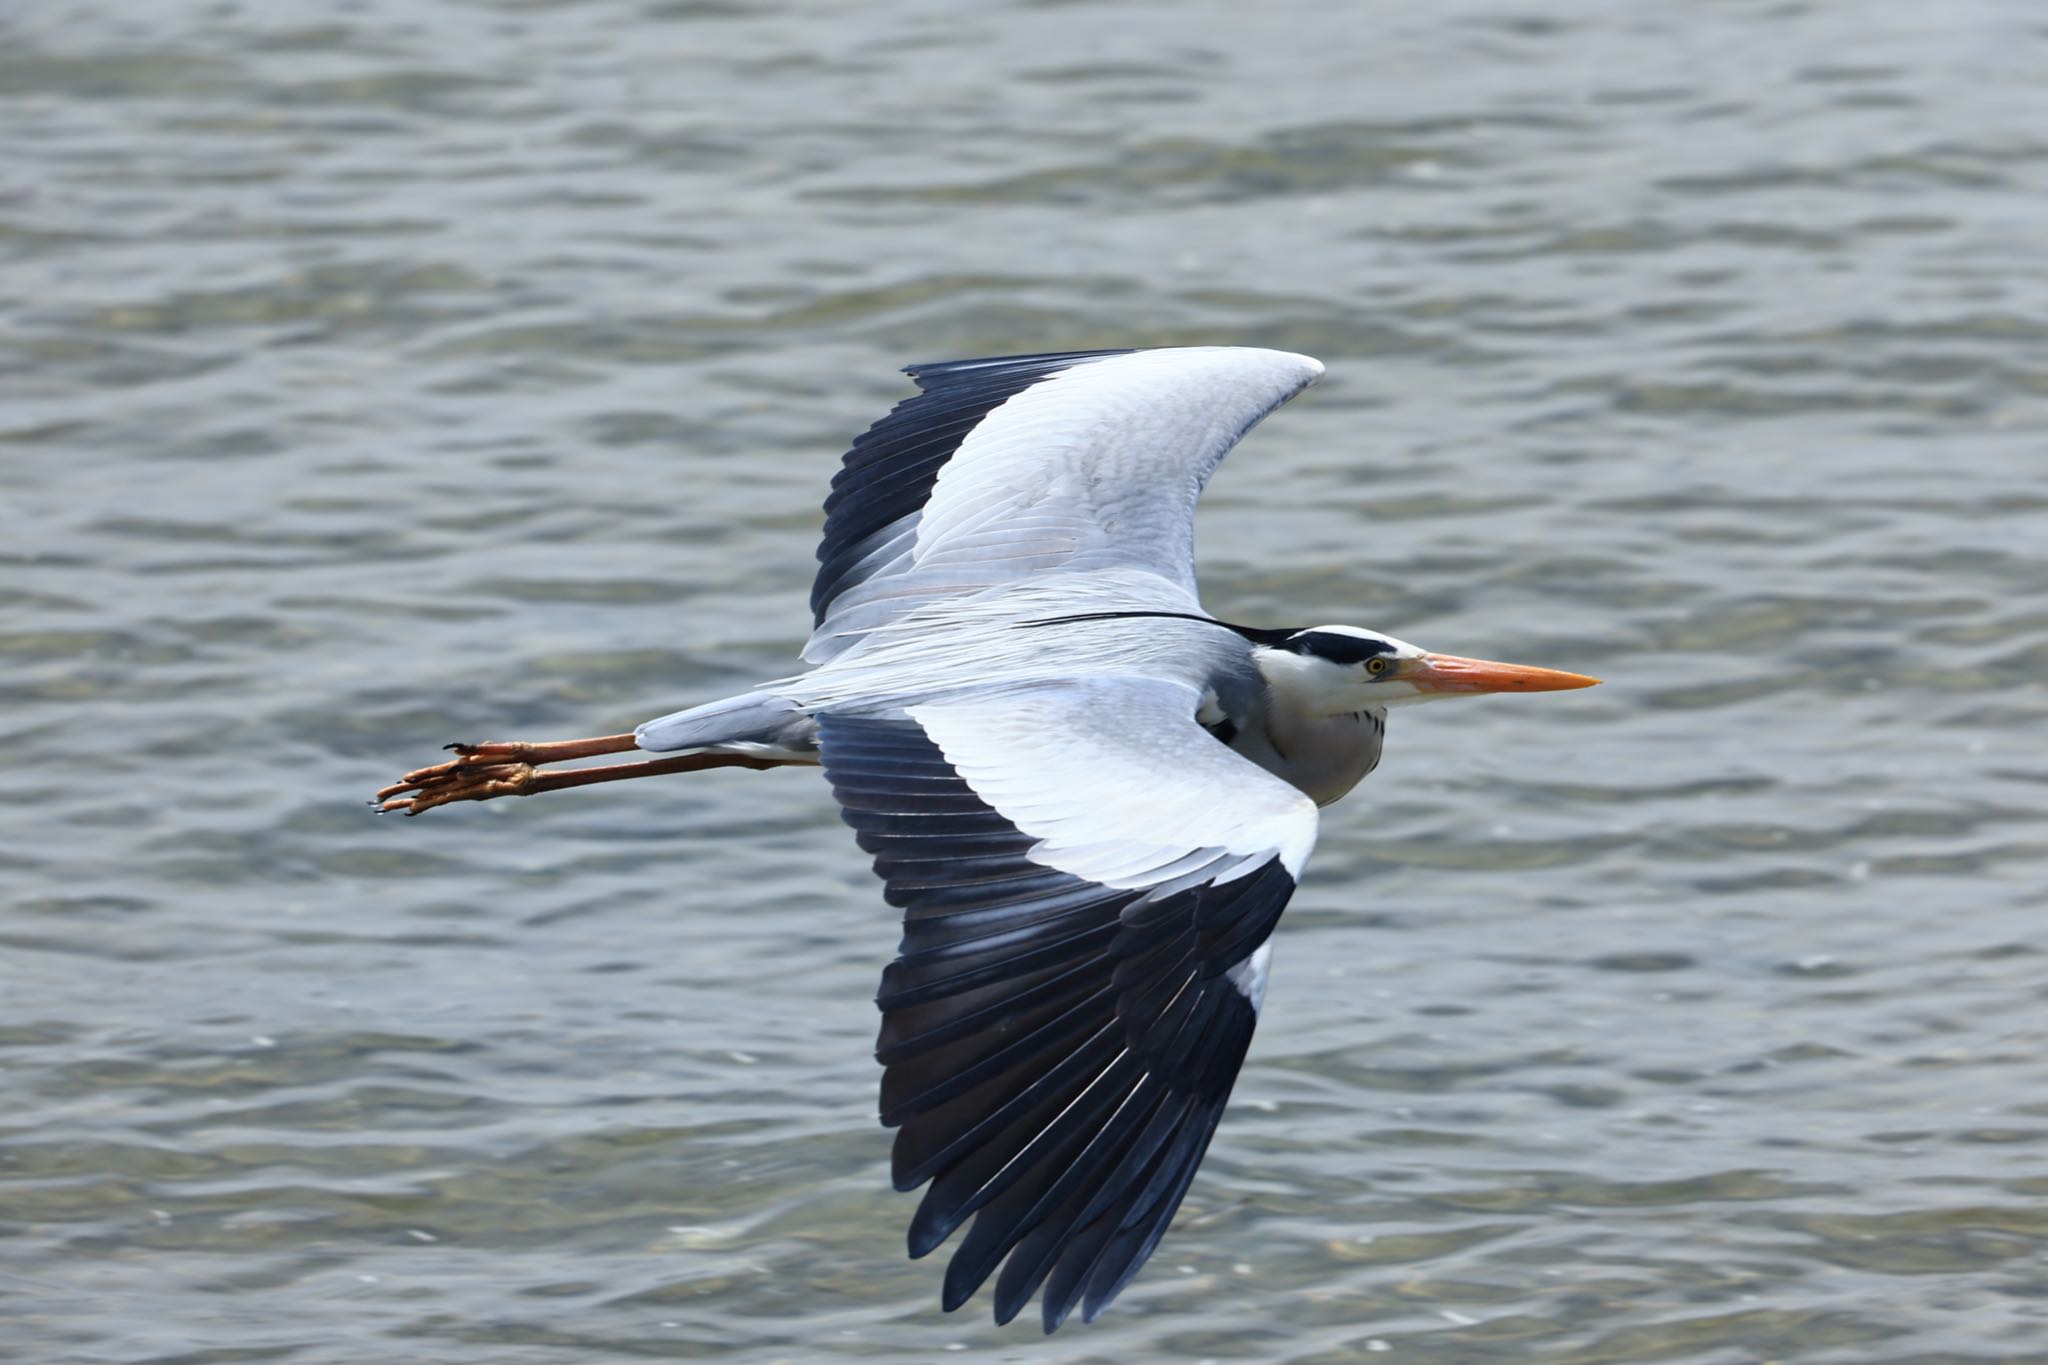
[633,690,817,760]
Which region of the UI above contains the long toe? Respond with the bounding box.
[372,756,538,814]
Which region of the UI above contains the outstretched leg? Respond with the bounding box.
[374,734,792,816]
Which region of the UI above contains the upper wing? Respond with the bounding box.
[806,346,1324,662]
[816,677,1318,1331]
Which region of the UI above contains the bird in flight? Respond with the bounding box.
[375,347,1598,1331]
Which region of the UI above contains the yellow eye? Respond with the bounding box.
[1366,656,1392,676]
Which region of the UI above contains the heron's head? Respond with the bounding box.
[1253,626,1600,715]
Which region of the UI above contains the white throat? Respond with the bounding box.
[1253,646,1369,719]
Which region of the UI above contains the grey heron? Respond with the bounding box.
[375,346,1598,1331]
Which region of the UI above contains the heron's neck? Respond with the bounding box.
[1259,703,1386,807]
[1247,647,1387,806]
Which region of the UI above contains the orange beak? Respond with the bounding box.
[1400,653,1602,695]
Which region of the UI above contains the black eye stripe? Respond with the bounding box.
[1289,631,1397,664]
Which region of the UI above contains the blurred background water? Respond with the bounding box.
[5,1,2047,1361]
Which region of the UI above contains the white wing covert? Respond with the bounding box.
[807,346,1323,662]
[815,677,1318,1331]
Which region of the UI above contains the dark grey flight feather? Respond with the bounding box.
[817,711,1296,1332]
[810,350,1133,627]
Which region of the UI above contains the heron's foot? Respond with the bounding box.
[373,734,642,816]
[374,745,543,815]
[372,734,795,816]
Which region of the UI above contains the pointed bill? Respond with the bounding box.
[1401,653,1601,695]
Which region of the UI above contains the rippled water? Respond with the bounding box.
[7,1,2048,1360]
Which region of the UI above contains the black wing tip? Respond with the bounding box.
[910,1221,948,1262]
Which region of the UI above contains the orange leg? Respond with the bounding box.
[373,735,792,816]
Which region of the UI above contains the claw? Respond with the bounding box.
[374,733,646,816]
[369,759,539,816]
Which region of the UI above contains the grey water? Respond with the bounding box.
[5,1,2047,1361]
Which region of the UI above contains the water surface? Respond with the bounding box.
[5,1,2048,1361]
